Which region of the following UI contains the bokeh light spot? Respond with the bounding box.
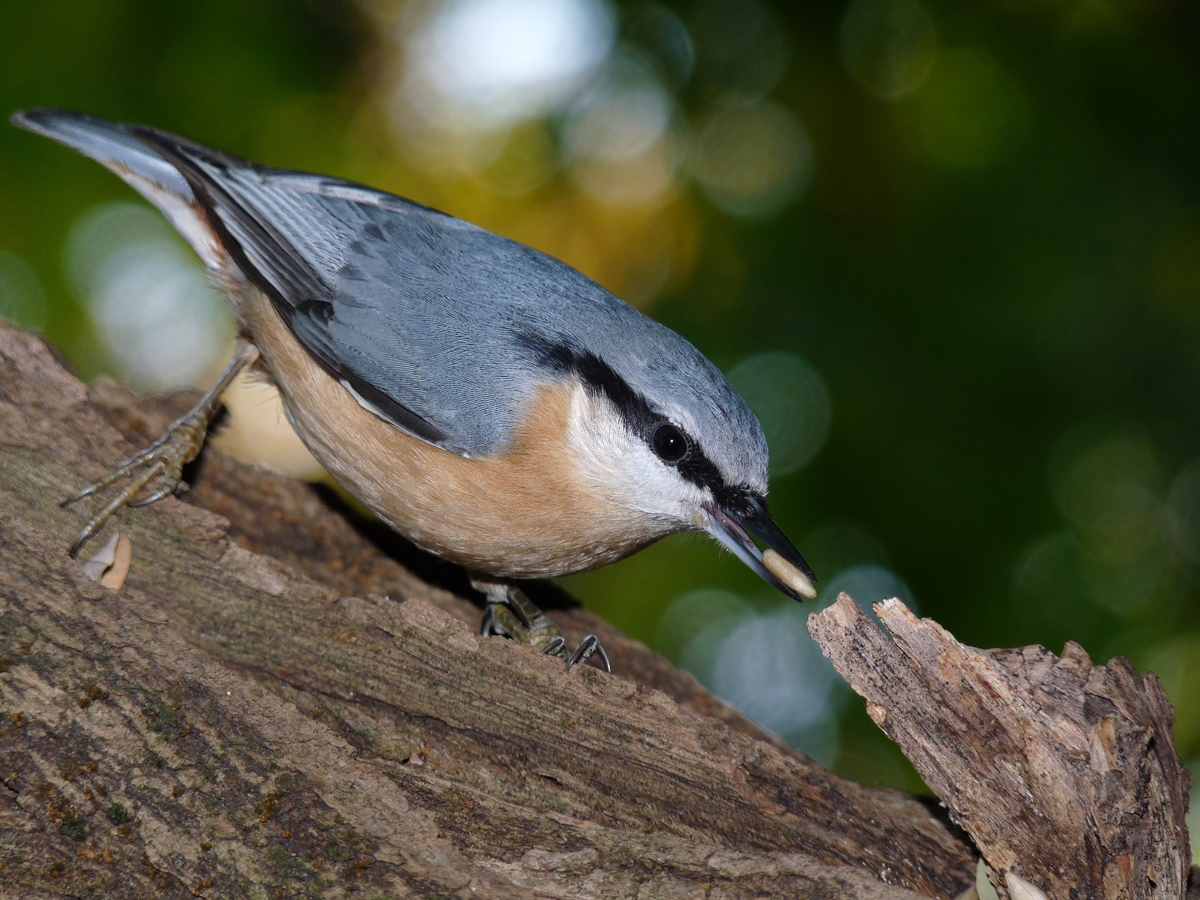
[1049,426,1162,566]
[0,251,49,332]
[819,564,914,618]
[65,203,233,392]
[691,103,813,217]
[622,2,695,90]
[660,587,841,762]
[730,350,830,476]
[564,54,673,165]
[1012,531,1093,637]
[706,607,841,760]
[564,50,681,207]
[839,0,937,100]
[407,0,617,124]
[1082,554,1165,618]
[688,0,789,104]
[569,142,680,209]
[656,586,752,664]
[907,46,1029,168]
[1167,457,1200,565]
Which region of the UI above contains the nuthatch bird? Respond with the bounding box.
[13,108,817,671]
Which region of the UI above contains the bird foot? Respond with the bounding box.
[478,582,611,673]
[62,343,258,558]
[62,404,211,557]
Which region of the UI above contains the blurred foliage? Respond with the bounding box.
[3,0,1200,798]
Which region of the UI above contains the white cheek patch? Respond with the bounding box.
[564,386,710,521]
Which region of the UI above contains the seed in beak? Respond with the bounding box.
[763,548,817,599]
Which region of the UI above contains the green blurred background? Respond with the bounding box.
[2,0,1199,813]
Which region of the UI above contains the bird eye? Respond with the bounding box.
[652,423,688,462]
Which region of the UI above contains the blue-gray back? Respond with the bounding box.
[128,130,767,486]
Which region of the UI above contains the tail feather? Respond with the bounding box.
[10,108,226,268]
[12,108,191,197]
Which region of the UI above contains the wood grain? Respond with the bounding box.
[0,322,973,898]
[809,594,1192,900]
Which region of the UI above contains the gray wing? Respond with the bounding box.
[17,113,765,484]
[128,126,631,458]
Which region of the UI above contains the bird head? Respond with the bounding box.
[516,323,816,601]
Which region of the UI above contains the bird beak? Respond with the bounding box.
[700,496,817,601]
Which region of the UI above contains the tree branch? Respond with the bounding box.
[0,322,974,898]
[809,594,1192,900]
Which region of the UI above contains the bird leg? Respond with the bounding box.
[476,580,611,673]
[62,341,260,557]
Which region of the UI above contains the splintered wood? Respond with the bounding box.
[808,594,1192,900]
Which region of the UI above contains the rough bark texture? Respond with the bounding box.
[808,594,1193,900]
[0,322,977,897]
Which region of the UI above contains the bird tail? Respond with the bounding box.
[10,108,225,268]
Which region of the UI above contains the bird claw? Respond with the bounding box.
[478,583,612,673]
[63,409,209,557]
[562,634,610,673]
[61,343,257,559]
[537,632,610,672]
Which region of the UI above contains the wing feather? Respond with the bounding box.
[127,127,456,451]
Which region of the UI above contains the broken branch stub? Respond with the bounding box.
[808,593,1192,900]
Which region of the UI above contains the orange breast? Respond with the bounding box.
[234,285,667,578]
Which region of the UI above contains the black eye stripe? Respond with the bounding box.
[515,331,646,421]
[514,330,754,503]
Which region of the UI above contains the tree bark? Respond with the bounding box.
[0,322,973,897]
[808,595,1192,900]
[0,320,1190,899]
